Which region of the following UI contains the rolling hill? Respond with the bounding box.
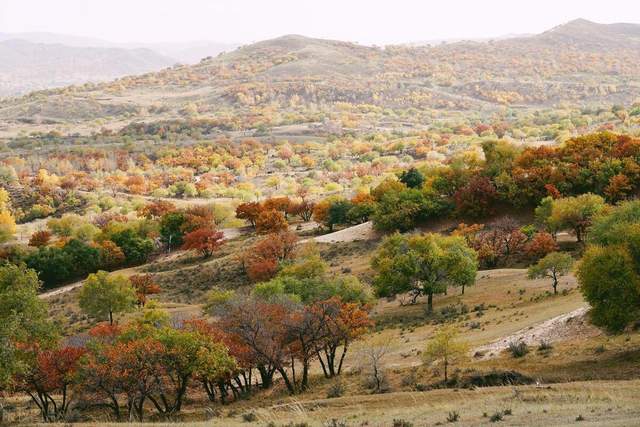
[1,19,639,130]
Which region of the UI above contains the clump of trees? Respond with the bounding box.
[371,233,477,311]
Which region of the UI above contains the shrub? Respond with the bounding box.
[326,380,345,398]
[507,341,529,358]
[393,420,414,427]
[538,340,553,352]
[241,412,257,422]
[447,411,460,422]
[489,412,503,422]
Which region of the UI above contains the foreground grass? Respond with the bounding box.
[34,380,640,426]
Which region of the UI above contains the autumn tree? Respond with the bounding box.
[528,252,574,294]
[138,200,176,220]
[181,228,225,258]
[129,274,161,307]
[604,174,633,203]
[422,326,468,382]
[0,188,15,243]
[308,298,372,378]
[78,271,136,325]
[347,193,376,224]
[15,346,85,422]
[80,336,164,421]
[263,197,292,219]
[235,202,263,228]
[255,209,288,234]
[28,230,52,247]
[243,231,298,282]
[98,240,126,270]
[453,175,498,218]
[525,232,558,258]
[288,200,315,222]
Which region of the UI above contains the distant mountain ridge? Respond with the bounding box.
[1,19,639,126]
[538,18,640,49]
[0,38,175,97]
[0,32,240,63]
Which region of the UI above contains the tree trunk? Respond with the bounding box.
[427,291,433,313]
[276,367,296,394]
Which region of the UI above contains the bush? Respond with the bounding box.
[241,412,257,422]
[538,340,553,352]
[489,412,503,422]
[326,380,345,398]
[507,341,529,358]
[447,411,460,422]
[393,420,414,427]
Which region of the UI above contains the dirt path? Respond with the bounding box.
[304,221,379,244]
[472,306,593,359]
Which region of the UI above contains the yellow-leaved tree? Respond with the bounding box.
[0,188,16,243]
[422,325,468,382]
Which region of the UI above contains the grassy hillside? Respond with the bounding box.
[2,20,639,131]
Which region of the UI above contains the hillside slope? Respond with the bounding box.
[1,19,639,127]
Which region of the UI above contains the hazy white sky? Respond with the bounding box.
[1,0,639,45]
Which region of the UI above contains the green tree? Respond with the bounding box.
[589,200,640,264]
[399,167,425,189]
[371,233,477,312]
[62,239,101,278]
[110,229,154,265]
[25,247,75,288]
[534,196,561,237]
[253,254,372,304]
[422,325,468,382]
[547,194,607,242]
[78,271,136,325]
[327,199,353,230]
[372,188,448,232]
[481,140,519,178]
[577,245,640,332]
[576,201,640,331]
[527,252,574,294]
[0,264,55,390]
[159,211,186,249]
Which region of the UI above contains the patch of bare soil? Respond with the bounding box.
[308,221,379,244]
[473,306,600,359]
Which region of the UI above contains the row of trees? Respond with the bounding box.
[1,258,372,422]
[331,133,638,235]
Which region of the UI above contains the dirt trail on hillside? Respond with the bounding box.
[472,306,596,359]
[304,221,379,244]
